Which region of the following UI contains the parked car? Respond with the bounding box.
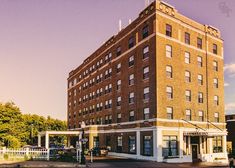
[89,147,108,156]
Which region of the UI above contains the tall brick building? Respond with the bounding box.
[67,1,227,163]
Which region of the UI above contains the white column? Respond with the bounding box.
[156,128,162,162]
[179,129,183,158]
[223,135,227,154]
[136,130,140,156]
[199,136,202,154]
[38,135,41,147]
[208,137,213,154]
[188,136,191,155]
[45,132,49,149]
[153,129,157,159]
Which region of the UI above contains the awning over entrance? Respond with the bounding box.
[183,131,226,137]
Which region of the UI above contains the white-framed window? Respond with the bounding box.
[185,90,191,102]
[198,110,204,121]
[197,56,202,67]
[198,74,203,85]
[198,92,203,103]
[143,66,149,79]
[185,52,190,64]
[129,55,134,67]
[129,110,135,121]
[186,109,191,121]
[143,46,149,59]
[166,45,172,58]
[144,87,150,100]
[117,63,121,73]
[166,86,173,99]
[117,113,122,123]
[129,92,134,104]
[117,96,121,106]
[185,71,191,82]
[129,74,134,85]
[213,61,218,71]
[214,112,219,122]
[144,107,150,120]
[214,78,218,88]
[166,65,172,78]
[166,107,173,119]
[117,79,121,90]
[214,95,219,105]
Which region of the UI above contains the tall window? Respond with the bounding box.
[162,136,178,157]
[213,44,218,54]
[185,71,191,83]
[166,24,172,37]
[129,136,136,154]
[117,113,121,123]
[129,110,135,121]
[117,136,123,153]
[213,61,218,71]
[128,36,135,49]
[116,46,121,56]
[198,92,203,103]
[166,45,172,58]
[166,86,173,99]
[143,46,149,59]
[117,96,121,106]
[185,90,191,102]
[198,110,204,121]
[186,109,191,121]
[185,52,190,64]
[197,56,202,67]
[166,65,172,78]
[213,136,222,153]
[214,78,218,88]
[144,87,150,100]
[129,92,134,104]
[129,55,134,67]
[117,80,121,90]
[214,112,219,122]
[185,32,190,44]
[129,74,134,85]
[143,66,149,79]
[167,107,173,119]
[116,63,121,73]
[144,107,150,120]
[197,37,202,49]
[143,136,152,156]
[142,25,149,39]
[214,95,219,105]
[198,74,203,85]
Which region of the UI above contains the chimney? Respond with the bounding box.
[119,19,122,32]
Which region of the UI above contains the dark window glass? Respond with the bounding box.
[166,24,172,37]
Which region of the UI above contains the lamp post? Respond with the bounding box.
[80,121,86,165]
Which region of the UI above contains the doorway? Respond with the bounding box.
[191,144,198,161]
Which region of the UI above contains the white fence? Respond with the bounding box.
[0,147,49,160]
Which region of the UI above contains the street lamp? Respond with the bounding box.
[80,121,86,165]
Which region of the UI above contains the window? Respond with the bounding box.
[143,66,149,79]
[144,87,150,100]
[117,113,121,123]
[166,24,172,37]
[197,37,202,49]
[198,74,203,85]
[144,108,150,120]
[185,71,191,83]
[197,56,202,67]
[116,63,121,73]
[198,92,203,103]
[185,90,191,102]
[213,61,218,71]
[108,115,112,124]
[129,136,136,154]
[213,136,222,153]
[117,96,121,106]
[129,74,134,85]
[162,136,178,157]
[166,107,173,119]
[166,65,172,78]
[166,45,172,58]
[214,78,218,88]
[186,109,191,121]
[129,55,134,67]
[129,92,134,104]
[117,80,121,90]
[128,36,135,49]
[143,46,149,59]
[116,46,121,56]
[198,110,204,121]
[185,32,190,44]
[185,52,190,64]
[166,86,173,99]
[129,110,135,121]
[214,96,219,105]
[214,112,219,123]
[213,44,218,54]
[105,115,109,124]
[142,25,149,39]
[117,136,123,153]
[143,136,152,156]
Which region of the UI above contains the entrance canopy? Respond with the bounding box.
[183,131,226,137]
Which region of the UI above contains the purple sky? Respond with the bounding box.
[0,0,234,120]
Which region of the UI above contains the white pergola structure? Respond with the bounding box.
[38,131,81,149]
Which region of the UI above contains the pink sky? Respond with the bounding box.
[0,0,234,120]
